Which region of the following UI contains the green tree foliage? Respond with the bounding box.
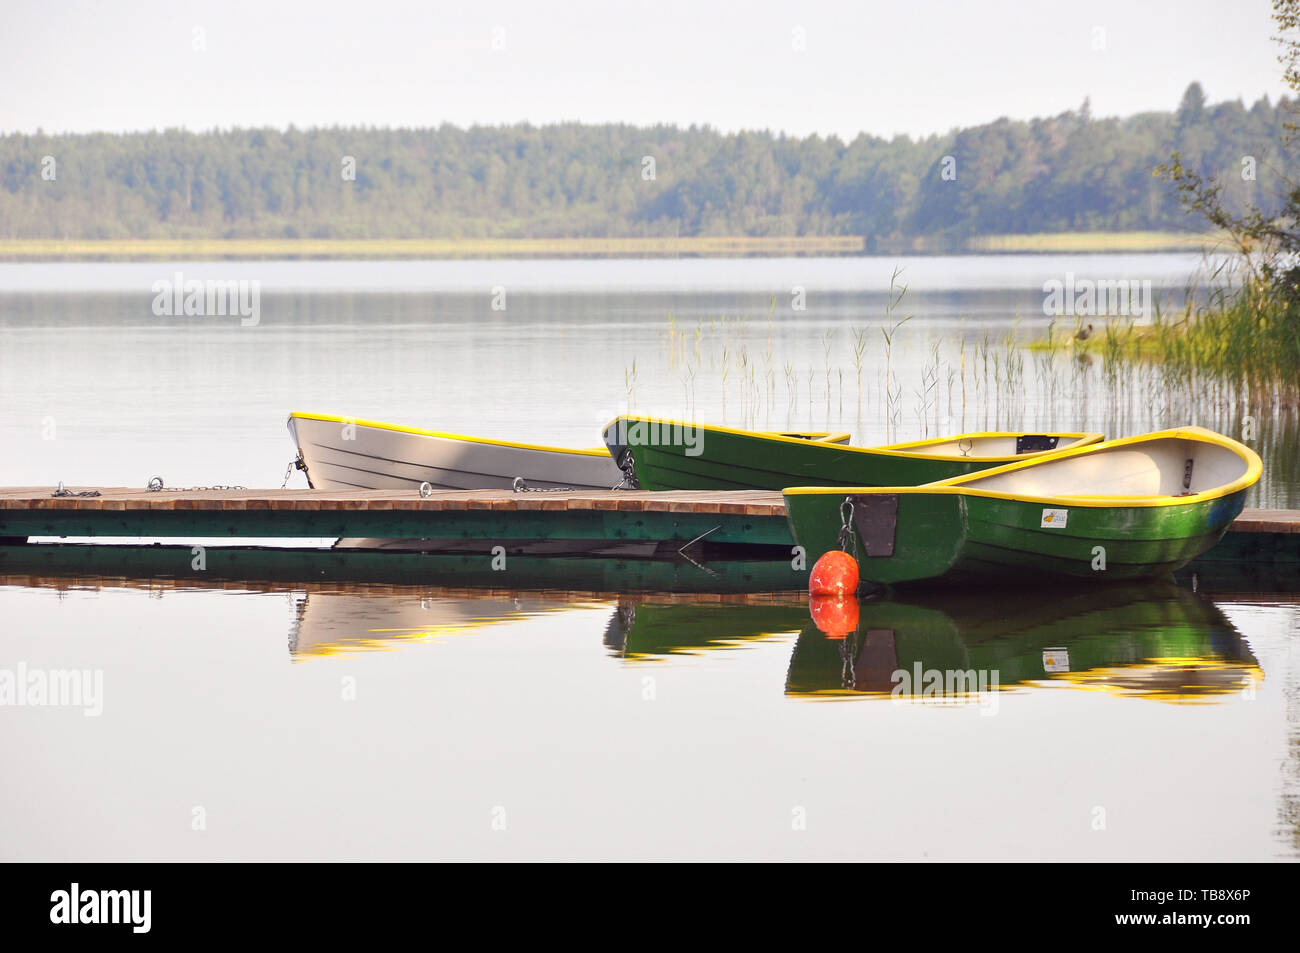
[0,89,1291,246]
[1158,1,1299,296]
[1148,0,1300,394]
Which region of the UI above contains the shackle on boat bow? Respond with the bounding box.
[838,497,857,556]
[613,450,640,490]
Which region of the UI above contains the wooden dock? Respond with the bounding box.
[0,487,791,547]
[1219,509,1300,535]
[0,486,1296,556]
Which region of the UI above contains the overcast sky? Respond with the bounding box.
[1,0,1289,140]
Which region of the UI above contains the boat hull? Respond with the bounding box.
[784,488,1248,587]
[290,413,624,491]
[604,419,1103,490]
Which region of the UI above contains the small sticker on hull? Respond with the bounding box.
[1042,648,1070,673]
[1040,507,1068,528]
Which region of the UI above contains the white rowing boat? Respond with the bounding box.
[287,412,625,491]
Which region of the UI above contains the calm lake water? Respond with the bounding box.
[0,253,1294,505]
[0,558,1296,861]
[1,254,1297,860]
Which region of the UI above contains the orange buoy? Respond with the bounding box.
[810,594,859,639]
[809,549,859,596]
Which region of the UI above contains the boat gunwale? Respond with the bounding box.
[605,415,1103,462]
[289,412,614,459]
[782,427,1263,509]
[773,431,855,442]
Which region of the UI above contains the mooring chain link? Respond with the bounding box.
[840,630,859,691]
[146,476,247,493]
[51,481,101,498]
[512,477,574,493]
[612,450,640,490]
[838,496,858,557]
[281,452,307,489]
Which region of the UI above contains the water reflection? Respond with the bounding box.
[2,271,1299,507]
[787,584,1262,703]
[602,597,807,659]
[287,589,606,660]
[280,579,1266,705]
[0,544,1269,700]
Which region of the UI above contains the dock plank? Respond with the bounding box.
[0,486,789,546]
[0,486,1293,549]
[0,485,1287,524]
[1229,509,1300,534]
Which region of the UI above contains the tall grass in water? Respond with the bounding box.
[1043,265,1300,413]
[913,341,941,438]
[852,325,869,419]
[880,267,911,442]
[1152,270,1298,408]
[822,329,836,418]
[624,360,637,412]
[628,251,1298,506]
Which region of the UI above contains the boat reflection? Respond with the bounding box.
[602,597,807,659]
[288,589,609,660]
[787,583,1262,703]
[292,590,808,661]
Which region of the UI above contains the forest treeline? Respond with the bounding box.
[0,84,1290,249]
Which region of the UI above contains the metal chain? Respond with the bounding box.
[146,476,247,493]
[837,496,857,556]
[512,477,574,493]
[51,481,101,498]
[612,450,640,490]
[840,630,859,691]
[281,452,306,489]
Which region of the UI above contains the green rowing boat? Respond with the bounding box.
[783,426,1261,589]
[603,416,1104,490]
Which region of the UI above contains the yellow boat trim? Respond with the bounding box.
[873,432,1098,453]
[289,412,613,458]
[783,427,1262,508]
[774,431,855,443]
[606,415,1103,462]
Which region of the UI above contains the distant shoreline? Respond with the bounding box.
[0,232,1217,262]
